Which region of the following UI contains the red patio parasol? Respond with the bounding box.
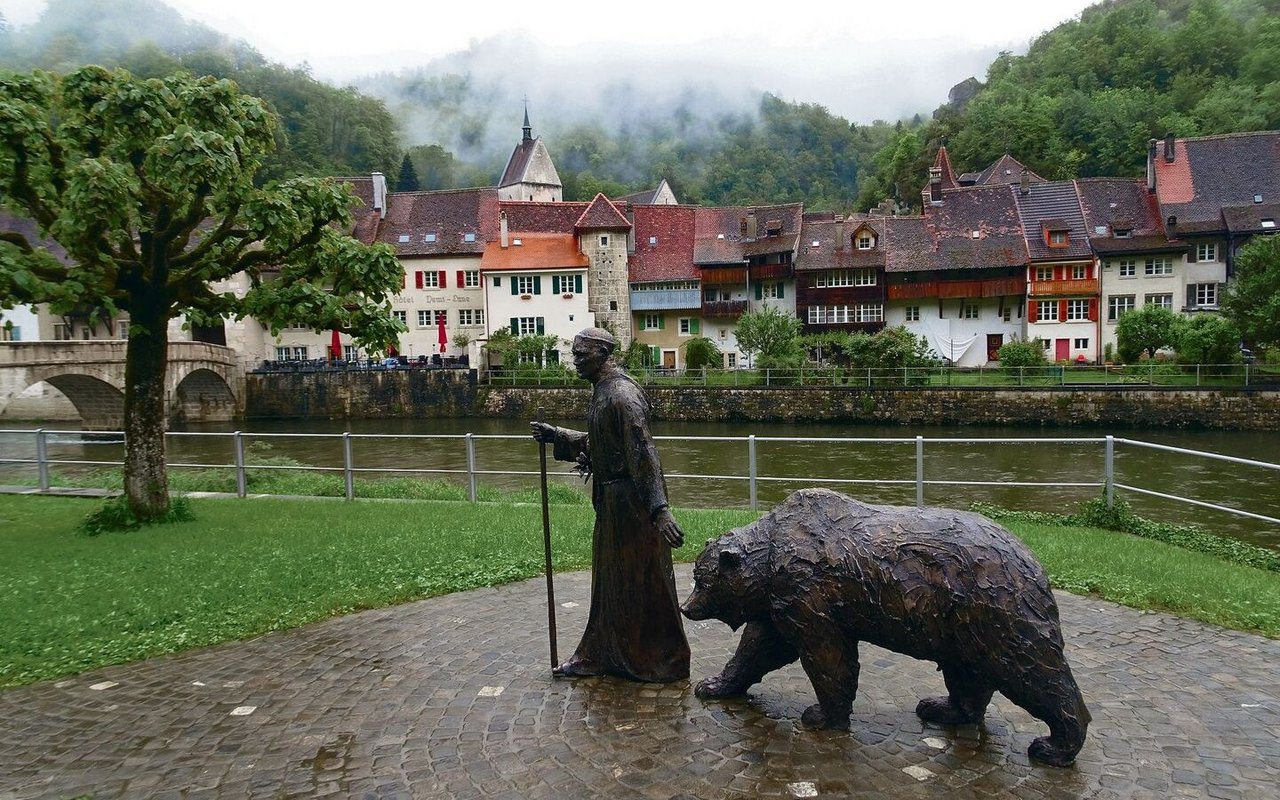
[329,329,342,361]
[437,314,448,353]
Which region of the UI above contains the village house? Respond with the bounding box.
[628,204,704,369]
[793,213,888,338]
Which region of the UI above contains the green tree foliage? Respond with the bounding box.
[734,306,802,366]
[1172,314,1242,365]
[1115,303,1181,361]
[396,153,419,191]
[1222,234,1280,348]
[997,338,1048,367]
[0,67,403,520]
[681,336,721,371]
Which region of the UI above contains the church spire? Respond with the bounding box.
[522,98,532,143]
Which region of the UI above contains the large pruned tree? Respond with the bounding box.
[1222,234,1280,350]
[0,66,403,521]
[1115,303,1180,362]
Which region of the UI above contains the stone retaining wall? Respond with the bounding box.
[245,372,1280,430]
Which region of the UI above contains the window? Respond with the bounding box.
[1114,228,1132,239]
[599,235,610,247]
[1002,307,1013,322]
[516,275,536,295]
[1071,264,1087,280]
[854,304,884,323]
[343,345,359,361]
[649,236,658,245]
[1108,295,1135,321]
[856,233,874,250]
[813,269,874,288]
[117,321,129,339]
[492,276,501,287]
[718,328,727,340]
[1145,257,1172,276]
[393,310,407,325]
[463,270,480,288]
[1189,283,1218,308]
[726,352,737,369]
[1074,338,1089,350]
[609,300,618,311]
[1036,300,1059,322]
[457,308,484,326]
[425,233,437,243]
[1196,243,1217,262]
[643,314,662,331]
[53,323,72,341]
[417,310,432,328]
[1,325,19,341]
[1035,266,1054,282]
[275,346,307,361]
[905,306,920,322]
[514,316,543,336]
[760,282,781,299]
[1262,219,1276,229]
[415,271,440,289]
[464,232,476,242]
[679,317,699,335]
[1048,230,1068,247]
[1117,259,1136,278]
[552,274,583,295]
[1067,299,1089,321]
[434,310,447,326]
[397,234,410,243]
[1144,293,1173,310]
[854,269,876,286]
[807,306,851,324]
[961,303,979,319]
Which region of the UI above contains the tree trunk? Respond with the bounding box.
[123,303,170,521]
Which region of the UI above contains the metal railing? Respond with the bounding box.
[2,428,1278,529]
[479,363,1277,388]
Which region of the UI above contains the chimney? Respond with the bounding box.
[834,216,846,250]
[1164,132,1175,163]
[1147,138,1158,192]
[1166,215,1178,238]
[928,167,943,204]
[746,211,758,240]
[371,172,387,219]
[1019,171,1031,195]
[500,211,509,248]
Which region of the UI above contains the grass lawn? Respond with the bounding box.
[2,492,1278,689]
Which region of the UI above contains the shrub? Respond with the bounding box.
[80,496,194,536]
[682,336,721,371]
[997,338,1047,368]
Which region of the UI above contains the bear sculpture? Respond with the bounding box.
[681,488,1090,767]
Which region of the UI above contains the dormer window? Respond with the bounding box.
[1047,230,1069,247]
[1262,219,1276,229]
[1113,228,1132,239]
[464,232,476,242]
[397,234,410,243]
[764,220,783,236]
[856,233,875,250]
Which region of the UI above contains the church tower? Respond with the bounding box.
[497,105,563,202]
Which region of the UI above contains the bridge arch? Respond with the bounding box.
[172,368,237,423]
[38,373,125,430]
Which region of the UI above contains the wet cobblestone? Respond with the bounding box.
[2,566,1278,798]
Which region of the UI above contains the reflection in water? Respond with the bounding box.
[1,417,1277,549]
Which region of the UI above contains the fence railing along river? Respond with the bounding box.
[3,423,1278,551]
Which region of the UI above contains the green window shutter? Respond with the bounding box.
[777,283,785,299]
[533,276,542,295]
[657,316,665,330]
[552,275,561,294]
[574,275,583,294]
[754,283,763,300]
[510,277,518,295]
[690,319,700,334]
[650,346,660,364]
[510,317,519,335]
[536,317,545,334]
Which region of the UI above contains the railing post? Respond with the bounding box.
[342,432,355,501]
[465,433,477,503]
[233,431,247,498]
[748,435,758,511]
[866,367,872,388]
[1244,362,1250,387]
[915,435,924,509]
[35,428,49,491]
[1104,435,1115,509]
[1196,363,1201,387]
[765,368,771,387]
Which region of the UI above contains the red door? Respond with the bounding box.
[1055,338,1070,361]
[986,334,1003,362]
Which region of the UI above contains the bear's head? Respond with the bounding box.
[681,531,771,630]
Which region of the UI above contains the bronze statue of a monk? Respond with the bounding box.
[531,327,690,683]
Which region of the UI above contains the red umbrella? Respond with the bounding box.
[329,329,342,361]
[437,314,448,353]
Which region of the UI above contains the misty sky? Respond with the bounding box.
[7,0,1097,122]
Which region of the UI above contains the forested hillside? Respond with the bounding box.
[857,0,1280,210]
[0,0,401,181]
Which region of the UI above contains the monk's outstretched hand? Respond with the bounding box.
[530,421,556,443]
[653,506,684,548]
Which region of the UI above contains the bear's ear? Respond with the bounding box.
[718,548,741,571]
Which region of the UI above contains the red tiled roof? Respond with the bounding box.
[575,193,632,230]
[1076,178,1182,255]
[333,176,381,244]
[1012,180,1092,262]
[1155,131,1280,231]
[629,205,697,282]
[794,218,886,272]
[377,188,499,256]
[499,139,537,188]
[480,233,589,271]
[692,204,803,264]
[933,146,958,190]
[892,184,1027,273]
[500,201,590,233]
[972,154,1046,187]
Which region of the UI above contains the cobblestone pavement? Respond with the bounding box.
[2,566,1278,800]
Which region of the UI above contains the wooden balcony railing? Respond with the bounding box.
[887,276,1029,301]
[702,300,750,319]
[1028,278,1099,297]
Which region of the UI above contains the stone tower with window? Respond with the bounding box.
[575,194,633,347]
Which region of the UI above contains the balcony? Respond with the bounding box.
[887,276,1027,301]
[630,288,702,311]
[750,263,794,281]
[1028,278,1099,297]
[702,300,750,319]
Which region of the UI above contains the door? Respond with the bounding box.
[986,334,1003,362]
[1055,338,1070,361]
[662,350,676,369]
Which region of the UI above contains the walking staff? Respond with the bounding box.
[536,408,558,672]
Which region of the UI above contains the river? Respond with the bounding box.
[2,417,1278,550]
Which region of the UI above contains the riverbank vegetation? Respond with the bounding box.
[2,491,1279,689]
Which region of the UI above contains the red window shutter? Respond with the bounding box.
[415,271,424,289]
[457,270,465,288]
[438,270,446,288]
[1088,298,1098,322]
[1059,299,1068,321]
[1028,301,1038,323]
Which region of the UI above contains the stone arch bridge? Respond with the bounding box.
[0,341,242,429]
